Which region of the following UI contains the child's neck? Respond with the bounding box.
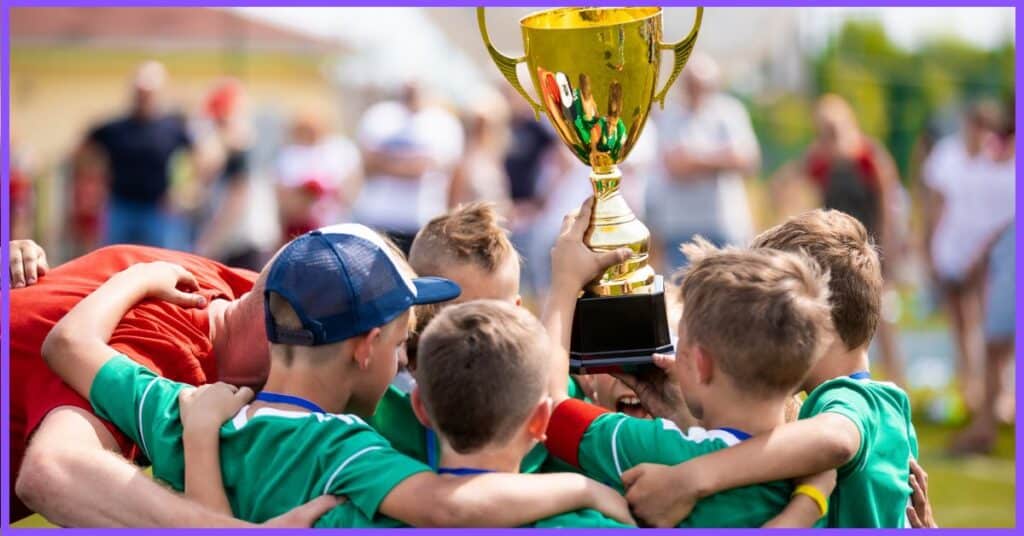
[803,344,871,392]
[437,439,528,474]
[256,361,350,415]
[699,391,787,438]
[207,293,270,388]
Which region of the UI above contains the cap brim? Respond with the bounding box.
[412,277,461,305]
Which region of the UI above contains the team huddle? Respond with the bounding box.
[10,199,934,528]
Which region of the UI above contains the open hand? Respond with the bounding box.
[127,261,207,308]
[260,495,346,527]
[906,458,937,528]
[585,478,637,527]
[179,382,254,436]
[9,239,48,288]
[612,353,693,428]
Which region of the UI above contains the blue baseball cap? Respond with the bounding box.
[264,223,461,346]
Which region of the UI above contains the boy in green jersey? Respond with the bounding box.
[183,300,634,527]
[372,202,629,474]
[620,210,925,528]
[538,198,838,528]
[42,224,633,527]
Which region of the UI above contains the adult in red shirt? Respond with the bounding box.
[9,242,323,526]
[769,94,906,388]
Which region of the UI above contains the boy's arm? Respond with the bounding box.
[761,470,836,528]
[541,196,631,402]
[621,412,859,527]
[41,261,207,398]
[178,382,254,515]
[380,471,634,527]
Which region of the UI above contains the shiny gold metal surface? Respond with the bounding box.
[478,6,703,296]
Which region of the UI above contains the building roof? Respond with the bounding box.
[11,7,339,53]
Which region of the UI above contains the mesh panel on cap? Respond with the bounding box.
[276,235,355,323]
[333,237,404,306]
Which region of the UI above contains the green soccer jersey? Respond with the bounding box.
[315,499,629,528]
[90,355,431,524]
[546,399,803,528]
[799,375,919,528]
[370,377,589,474]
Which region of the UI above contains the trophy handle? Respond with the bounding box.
[654,6,704,109]
[476,7,545,119]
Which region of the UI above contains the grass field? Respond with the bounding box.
[11,420,1015,528]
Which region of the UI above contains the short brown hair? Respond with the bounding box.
[751,209,881,350]
[679,239,833,396]
[409,202,517,276]
[416,300,549,453]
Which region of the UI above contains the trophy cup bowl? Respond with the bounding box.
[478,6,703,373]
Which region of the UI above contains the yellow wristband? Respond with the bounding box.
[792,484,828,518]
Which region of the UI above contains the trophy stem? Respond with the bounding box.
[584,165,656,296]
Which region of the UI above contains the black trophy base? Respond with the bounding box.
[569,275,673,375]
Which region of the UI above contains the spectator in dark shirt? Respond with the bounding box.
[78,61,195,250]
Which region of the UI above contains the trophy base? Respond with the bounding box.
[569,275,673,374]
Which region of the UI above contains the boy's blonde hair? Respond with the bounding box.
[416,300,549,453]
[751,209,881,351]
[679,238,833,397]
[406,202,518,366]
[409,202,517,276]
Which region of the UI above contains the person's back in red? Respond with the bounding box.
[10,245,258,521]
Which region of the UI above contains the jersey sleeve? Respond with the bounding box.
[801,381,877,477]
[368,385,430,464]
[89,355,189,471]
[544,398,722,488]
[319,418,432,520]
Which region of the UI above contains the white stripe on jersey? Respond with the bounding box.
[137,378,160,460]
[324,446,383,495]
[661,420,743,447]
[611,418,628,477]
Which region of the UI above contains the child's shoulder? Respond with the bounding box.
[800,376,912,423]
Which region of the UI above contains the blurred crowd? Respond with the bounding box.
[8,54,1015,454]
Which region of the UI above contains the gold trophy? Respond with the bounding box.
[478,6,703,372]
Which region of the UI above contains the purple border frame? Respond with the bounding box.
[0,0,1019,532]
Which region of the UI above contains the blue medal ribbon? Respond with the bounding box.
[254,391,327,414]
[437,467,495,476]
[719,427,752,441]
[849,371,871,380]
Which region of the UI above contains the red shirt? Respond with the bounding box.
[9,245,257,520]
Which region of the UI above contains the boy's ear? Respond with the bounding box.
[410,387,433,429]
[694,346,714,386]
[526,396,553,442]
[352,327,382,370]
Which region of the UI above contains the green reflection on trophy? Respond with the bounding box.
[478,6,704,372]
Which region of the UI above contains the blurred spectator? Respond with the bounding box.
[937,101,1019,452]
[646,52,759,274]
[922,100,1014,409]
[276,110,363,243]
[191,79,264,270]
[773,93,907,386]
[9,138,35,241]
[75,61,206,250]
[448,88,512,215]
[502,84,557,225]
[352,81,464,253]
